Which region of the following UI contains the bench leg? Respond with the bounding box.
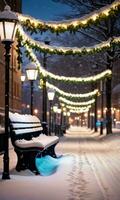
[15,150,28,171]
[15,145,58,174]
[47,144,57,158]
[50,146,57,158]
[15,149,40,174]
[28,151,40,174]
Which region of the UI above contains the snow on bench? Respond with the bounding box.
[9,112,59,174]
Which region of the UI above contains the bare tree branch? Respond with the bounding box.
[89,0,109,8]
[77,30,102,43]
[78,0,97,10]
[89,26,108,39]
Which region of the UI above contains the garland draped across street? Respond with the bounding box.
[65,105,91,110]
[17,0,120,34]
[59,96,95,106]
[46,81,98,98]
[69,108,90,113]
[43,69,112,83]
[18,26,120,56]
[22,41,112,83]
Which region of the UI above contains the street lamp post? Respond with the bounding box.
[57,108,61,136]
[0,5,19,179]
[90,112,94,130]
[21,74,26,114]
[66,111,70,129]
[42,37,50,135]
[53,104,58,134]
[61,105,66,130]
[92,65,98,132]
[47,89,55,135]
[87,110,90,128]
[100,80,104,135]
[94,94,98,132]
[26,63,38,115]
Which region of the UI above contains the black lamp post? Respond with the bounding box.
[94,94,98,132]
[66,111,70,129]
[63,111,67,127]
[26,63,38,115]
[90,111,94,130]
[60,105,66,127]
[100,80,104,135]
[42,37,50,135]
[47,89,55,135]
[87,110,90,128]
[21,74,26,114]
[53,104,58,134]
[0,5,19,179]
[92,64,99,132]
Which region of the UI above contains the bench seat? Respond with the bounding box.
[9,112,59,174]
[15,135,59,149]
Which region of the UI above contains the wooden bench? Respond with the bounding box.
[9,112,59,174]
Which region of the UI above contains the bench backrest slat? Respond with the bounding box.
[14,127,42,135]
[9,113,40,123]
[9,112,43,143]
[12,123,41,129]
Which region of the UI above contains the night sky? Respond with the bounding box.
[22,0,71,20]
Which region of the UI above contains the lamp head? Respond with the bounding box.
[0,5,19,42]
[47,88,55,101]
[53,104,58,112]
[21,74,26,82]
[26,62,38,81]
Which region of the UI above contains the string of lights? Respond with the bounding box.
[18,26,120,57]
[17,0,120,34]
[46,81,98,98]
[22,39,112,83]
[59,96,95,106]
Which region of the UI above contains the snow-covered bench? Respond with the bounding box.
[9,112,59,174]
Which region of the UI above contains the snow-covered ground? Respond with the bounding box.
[0,127,120,200]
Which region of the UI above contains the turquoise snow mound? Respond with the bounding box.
[35,155,60,176]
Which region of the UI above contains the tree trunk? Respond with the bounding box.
[106,76,112,134]
[94,95,98,132]
[106,50,113,134]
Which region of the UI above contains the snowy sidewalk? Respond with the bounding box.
[0,127,120,200]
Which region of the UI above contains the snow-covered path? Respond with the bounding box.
[1,127,120,200]
[57,127,120,200]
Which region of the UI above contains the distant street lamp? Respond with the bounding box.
[26,63,38,115]
[53,104,58,114]
[21,74,26,83]
[0,5,19,179]
[34,108,39,115]
[47,89,55,135]
[42,37,50,135]
[26,104,30,109]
